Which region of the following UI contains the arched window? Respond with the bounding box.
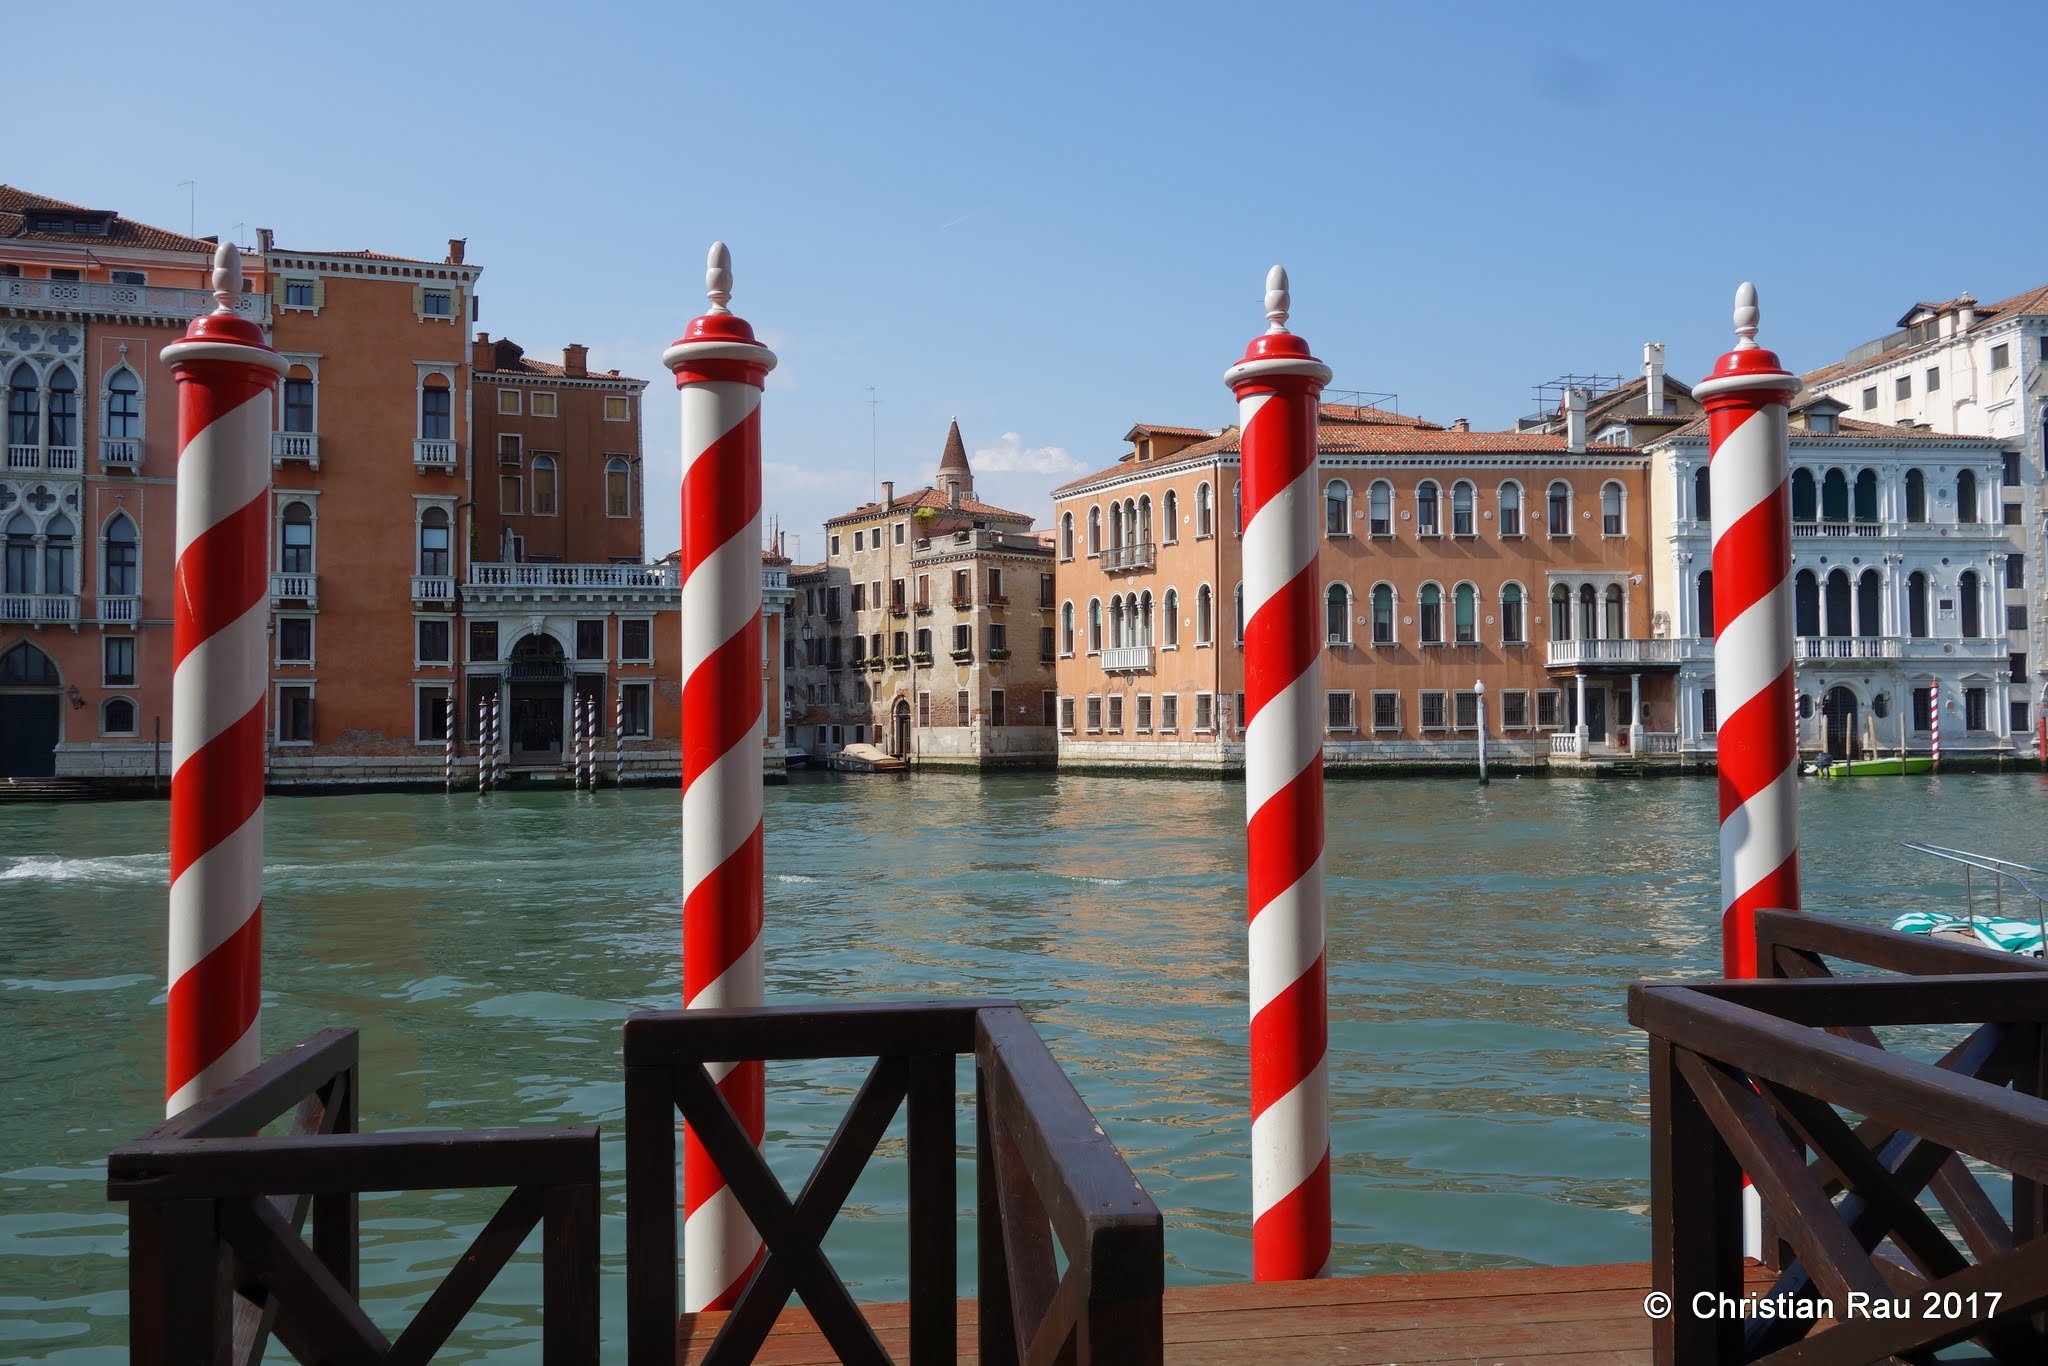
[1697,570,1714,636]
[1419,582,1443,644]
[420,373,452,439]
[1853,469,1879,523]
[1109,596,1125,648]
[605,458,631,517]
[1233,481,1243,536]
[1087,505,1103,554]
[1196,482,1213,538]
[1326,583,1351,644]
[1234,582,1245,643]
[1795,569,1820,637]
[46,368,77,449]
[1087,598,1102,652]
[3,512,35,592]
[1824,569,1851,637]
[0,641,59,686]
[1108,501,1123,551]
[1960,569,1982,637]
[1498,480,1523,537]
[1161,489,1179,544]
[1693,465,1712,522]
[1060,511,1074,560]
[1501,583,1525,644]
[1548,481,1572,536]
[1551,583,1573,641]
[1905,469,1927,522]
[1907,571,1929,637]
[1821,468,1849,523]
[1196,584,1213,645]
[1454,583,1477,643]
[1060,601,1075,654]
[1578,583,1598,640]
[1371,584,1394,644]
[1325,479,1351,537]
[531,455,558,516]
[1138,496,1152,546]
[282,367,315,434]
[1368,480,1393,536]
[1451,480,1475,536]
[1956,470,1979,523]
[1603,583,1624,639]
[1856,569,1882,638]
[41,514,74,594]
[103,697,137,735]
[1138,590,1154,646]
[280,501,314,574]
[105,368,140,439]
[1162,588,1178,647]
[418,507,451,575]
[6,363,38,447]
[103,513,137,596]
[1600,481,1624,536]
[1791,468,1817,522]
[1415,480,1441,535]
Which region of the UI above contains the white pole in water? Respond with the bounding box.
[615,684,626,788]
[1475,677,1488,785]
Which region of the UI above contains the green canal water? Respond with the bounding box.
[2,772,2041,1358]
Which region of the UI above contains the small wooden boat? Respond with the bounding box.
[829,743,907,773]
[1801,753,1932,777]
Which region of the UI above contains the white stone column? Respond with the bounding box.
[1630,671,1643,748]
[1575,672,1589,748]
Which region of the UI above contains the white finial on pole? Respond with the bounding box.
[1733,281,1760,351]
[1265,264,1291,334]
[706,242,733,314]
[210,241,243,315]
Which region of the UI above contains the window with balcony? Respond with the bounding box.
[1854,468,1879,523]
[420,379,452,439]
[1790,468,1817,522]
[418,507,451,576]
[279,616,314,663]
[103,635,134,686]
[47,368,76,450]
[1325,479,1351,537]
[532,455,558,516]
[1087,505,1102,554]
[1372,583,1394,645]
[106,369,140,440]
[1903,468,1926,522]
[1821,468,1850,522]
[8,364,39,449]
[1605,584,1624,639]
[417,619,451,665]
[103,514,137,596]
[577,619,605,660]
[34,513,73,594]
[1501,582,1525,644]
[1549,584,1572,642]
[606,458,631,517]
[279,377,315,437]
[1415,480,1440,536]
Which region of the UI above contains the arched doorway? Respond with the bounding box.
[0,642,62,777]
[892,698,911,757]
[506,633,567,765]
[1822,685,1860,760]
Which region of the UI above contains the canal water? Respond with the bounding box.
[2,772,2040,1359]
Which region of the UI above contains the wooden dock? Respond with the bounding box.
[679,1261,1779,1364]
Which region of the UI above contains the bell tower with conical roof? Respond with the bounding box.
[936,417,974,502]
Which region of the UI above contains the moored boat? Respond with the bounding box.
[829,742,907,773]
[1801,753,1932,777]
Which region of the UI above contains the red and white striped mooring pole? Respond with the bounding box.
[162,243,286,1115]
[1227,265,1333,1281]
[664,242,777,1312]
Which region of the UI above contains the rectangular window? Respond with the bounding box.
[417,619,451,664]
[621,618,652,661]
[622,682,652,737]
[2011,652,2028,684]
[604,396,631,421]
[279,616,314,663]
[1965,686,1987,731]
[854,530,865,552]
[1106,694,1124,732]
[2009,604,2029,631]
[1926,367,1941,392]
[1702,688,1718,735]
[1041,691,1057,727]
[278,685,313,743]
[989,568,1005,602]
[1912,686,1934,731]
[497,388,521,415]
[1135,693,1153,732]
[1327,691,1355,732]
[953,624,972,654]
[1059,696,1076,732]
[1990,343,2010,372]
[1502,689,1529,729]
[991,688,1008,727]
[283,379,315,433]
[2006,451,2022,488]
[1536,689,1561,729]
[2005,503,2023,526]
[1895,375,1911,401]
[468,621,499,662]
[954,568,971,605]
[498,433,521,464]
[531,392,557,418]
[988,623,1007,654]
[1371,691,1399,731]
[958,689,971,723]
[890,578,906,611]
[285,279,315,308]
[1420,691,1447,731]
[575,619,604,660]
[2009,554,2026,590]
[111,270,147,285]
[421,386,452,439]
[1086,694,1103,732]
[1454,691,1479,731]
[499,474,521,514]
[1039,573,1054,608]
[1233,693,1245,734]
[894,521,905,545]
[1860,386,1877,411]
[1039,626,1055,660]
[852,583,866,611]
[49,268,81,281]
[2013,699,2031,733]
[421,289,453,317]
[1194,692,1214,733]
[829,534,841,556]
[1161,693,1179,732]
[418,685,451,741]
[918,691,931,727]
[103,636,135,686]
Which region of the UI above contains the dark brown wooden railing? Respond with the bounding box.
[623,1000,1164,1365]
[1631,909,2048,1363]
[107,1027,600,1365]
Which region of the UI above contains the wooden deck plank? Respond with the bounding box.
[675,1261,1781,1363]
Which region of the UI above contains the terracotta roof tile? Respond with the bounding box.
[1318,403,1441,429]
[1655,413,2007,444]
[475,352,648,386]
[0,184,222,256]
[288,247,454,265]
[1123,423,1216,440]
[825,485,1034,527]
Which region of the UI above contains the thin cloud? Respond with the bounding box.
[970,432,1082,476]
[762,460,872,493]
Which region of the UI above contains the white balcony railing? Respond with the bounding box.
[1792,520,1886,538]
[467,562,680,591]
[45,445,80,472]
[99,595,139,624]
[6,444,40,470]
[1103,541,1156,573]
[3,275,272,325]
[1100,644,1153,672]
[413,438,458,470]
[411,574,456,602]
[1546,638,1690,667]
[1549,732,1584,756]
[1635,731,1681,754]
[0,593,78,623]
[270,572,317,604]
[100,437,142,469]
[272,431,319,466]
[1796,636,1899,660]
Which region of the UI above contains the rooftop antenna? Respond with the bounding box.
[177,180,196,237]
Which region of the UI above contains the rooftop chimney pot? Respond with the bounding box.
[1450,417,1470,433]
[447,238,466,265]
[1643,342,1667,416]
[256,227,274,255]
[1565,387,1588,453]
[563,343,588,377]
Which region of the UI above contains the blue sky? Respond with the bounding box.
[15,1,2044,559]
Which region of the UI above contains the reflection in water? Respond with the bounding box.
[0,772,2033,1355]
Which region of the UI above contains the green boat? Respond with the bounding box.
[1802,754,1933,777]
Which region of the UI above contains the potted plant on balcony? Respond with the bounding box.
[888,653,909,669]
[950,647,973,663]
[988,647,1011,660]
[911,650,933,666]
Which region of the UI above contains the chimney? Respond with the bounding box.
[1643,342,1666,416]
[1450,417,1470,433]
[1957,294,1977,333]
[1565,387,1588,453]
[472,331,492,370]
[563,343,588,377]
[881,479,894,510]
[446,238,466,265]
[256,228,273,255]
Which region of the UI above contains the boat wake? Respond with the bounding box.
[0,853,166,884]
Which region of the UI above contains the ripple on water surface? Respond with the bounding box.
[2,771,2041,1356]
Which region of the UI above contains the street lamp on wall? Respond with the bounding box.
[1473,676,1487,785]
